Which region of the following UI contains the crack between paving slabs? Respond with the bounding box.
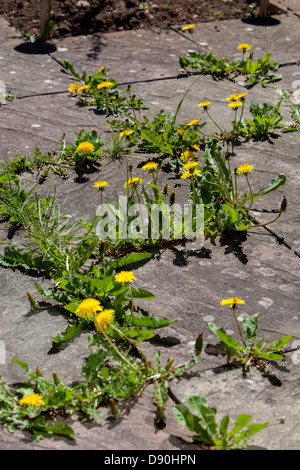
[249,216,300,258]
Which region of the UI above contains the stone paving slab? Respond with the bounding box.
[0,386,201,450]
[0,92,111,158]
[234,138,300,255]
[1,46,299,266]
[49,28,189,85]
[1,12,299,99]
[274,0,300,15]
[126,77,300,252]
[172,355,300,450]
[0,19,66,97]
[181,14,300,64]
[3,73,298,249]
[0,69,292,157]
[0,227,299,449]
[0,268,89,385]
[269,63,300,100]
[0,76,255,160]
[134,231,300,343]
[0,12,300,450]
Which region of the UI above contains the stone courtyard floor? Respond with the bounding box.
[0,2,299,450]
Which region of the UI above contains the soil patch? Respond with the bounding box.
[0,0,259,39]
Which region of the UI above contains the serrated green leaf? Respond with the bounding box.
[207,322,247,354]
[50,421,76,436]
[254,351,284,360]
[131,312,179,329]
[11,358,30,374]
[131,287,155,299]
[124,328,155,342]
[112,252,152,269]
[63,60,81,80]
[243,421,269,437]
[99,366,110,379]
[219,414,230,438]
[81,348,107,380]
[252,174,286,199]
[228,414,252,438]
[186,394,219,441]
[51,320,88,343]
[140,129,173,155]
[172,404,200,433]
[242,313,260,339]
[270,334,293,350]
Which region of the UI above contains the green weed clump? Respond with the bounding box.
[179,40,282,88]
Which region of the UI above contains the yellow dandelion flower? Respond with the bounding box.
[236,164,254,175]
[226,93,240,102]
[177,128,184,137]
[198,101,211,109]
[182,24,195,31]
[97,81,113,89]
[228,101,243,109]
[186,119,201,126]
[235,92,248,100]
[220,297,245,308]
[237,43,251,52]
[182,161,199,171]
[181,169,201,179]
[76,141,95,155]
[227,92,248,102]
[77,85,90,93]
[19,393,45,407]
[75,298,103,321]
[98,66,106,73]
[115,271,136,283]
[142,162,158,171]
[124,177,143,188]
[120,129,134,138]
[180,150,197,162]
[93,181,109,190]
[191,144,200,151]
[68,82,78,93]
[94,309,115,333]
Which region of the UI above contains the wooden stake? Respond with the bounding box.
[259,0,269,17]
[40,0,51,38]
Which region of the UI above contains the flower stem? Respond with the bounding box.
[129,286,134,322]
[249,211,283,229]
[245,174,254,210]
[232,306,246,347]
[190,31,202,53]
[111,324,149,364]
[205,109,224,135]
[233,108,238,137]
[238,100,245,125]
[127,86,137,121]
[213,151,233,205]
[94,316,138,370]
[191,175,196,210]
[234,171,238,206]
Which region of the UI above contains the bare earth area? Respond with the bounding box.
[0,0,259,39]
